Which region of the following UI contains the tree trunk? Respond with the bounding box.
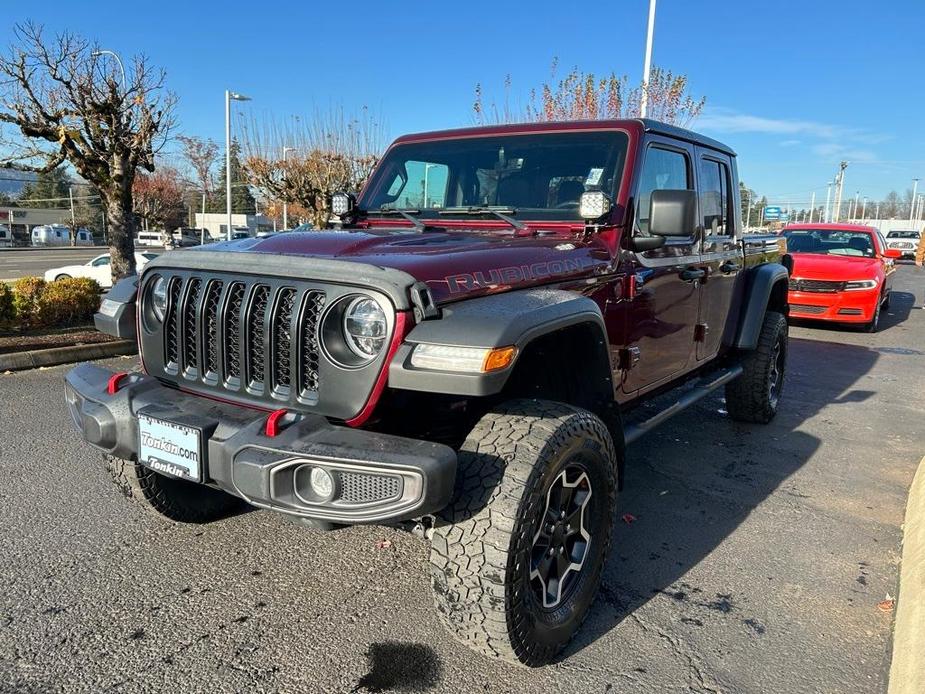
[105,184,137,282]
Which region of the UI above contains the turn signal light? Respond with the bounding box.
[483,346,518,372]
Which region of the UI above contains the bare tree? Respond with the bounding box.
[0,22,176,280]
[239,107,385,229]
[132,165,186,232]
[474,59,705,127]
[178,135,218,199]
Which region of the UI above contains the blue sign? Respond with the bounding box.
[764,206,782,221]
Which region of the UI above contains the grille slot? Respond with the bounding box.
[272,288,297,392]
[337,471,402,504]
[247,285,270,389]
[181,278,202,372]
[165,278,183,367]
[299,291,326,396]
[224,282,245,381]
[203,280,223,377]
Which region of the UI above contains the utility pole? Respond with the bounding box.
[639,0,657,118]
[282,146,296,229]
[201,193,207,245]
[745,189,752,229]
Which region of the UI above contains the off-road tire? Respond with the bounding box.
[429,400,619,666]
[725,310,787,424]
[105,455,241,523]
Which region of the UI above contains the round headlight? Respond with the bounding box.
[343,297,387,359]
[151,276,168,322]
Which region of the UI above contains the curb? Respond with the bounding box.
[0,340,136,372]
[888,454,925,694]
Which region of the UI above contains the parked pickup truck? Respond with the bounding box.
[65,119,789,666]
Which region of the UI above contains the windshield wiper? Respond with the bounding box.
[364,207,425,232]
[437,206,525,231]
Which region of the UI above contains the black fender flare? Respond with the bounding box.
[734,262,789,350]
[388,288,613,397]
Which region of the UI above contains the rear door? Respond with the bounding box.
[695,149,742,361]
[622,137,701,394]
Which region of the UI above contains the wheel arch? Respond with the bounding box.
[734,262,789,350]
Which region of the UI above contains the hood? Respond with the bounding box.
[789,252,882,280]
[190,228,613,304]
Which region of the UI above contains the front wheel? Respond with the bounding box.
[865,298,882,333]
[429,400,619,666]
[54,273,71,281]
[725,311,788,424]
[105,455,241,523]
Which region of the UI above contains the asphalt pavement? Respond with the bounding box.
[1,265,924,693]
[0,248,163,282]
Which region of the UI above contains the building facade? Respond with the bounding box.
[0,206,74,245]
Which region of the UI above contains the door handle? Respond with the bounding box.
[679,267,706,282]
[720,261,741,274]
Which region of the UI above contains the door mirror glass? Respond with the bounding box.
[649,189,696,237]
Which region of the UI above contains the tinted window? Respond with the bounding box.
[700,159,730,235]
[361,131,629,221]
[91,256,110,267]
[636,147,691,234]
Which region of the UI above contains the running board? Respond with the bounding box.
[623,365,744,445]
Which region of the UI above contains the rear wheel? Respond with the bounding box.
[54,273,71,281]
[725,311,787,424]
[429,400,619,666]
[105,455,241,523]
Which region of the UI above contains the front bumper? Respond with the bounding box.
[787,288,879,323]
[64,363,456,524]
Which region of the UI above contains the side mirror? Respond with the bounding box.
[883,248,901,259]
[649,189,696,237]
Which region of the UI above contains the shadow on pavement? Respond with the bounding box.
[566,335,881,659]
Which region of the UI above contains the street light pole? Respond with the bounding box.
[282,146,296,229]
[911,178,920,224]
[225,90,251,241]
[824,182,832,223]
[809,191,816,223]
[852,191,859,221]
[423,163,439,209]
[639,0,657,118]
[861,197,867,220]
[91,49,127,91]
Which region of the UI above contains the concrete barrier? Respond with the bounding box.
[0,340,136,372]
[888,454,925,694]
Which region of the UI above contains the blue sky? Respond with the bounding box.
[3,0,924,208]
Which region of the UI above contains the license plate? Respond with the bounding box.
[138,414,202,482]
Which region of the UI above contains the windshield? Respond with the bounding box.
[784,229,876,257]
[359,131,629,221]
[887,230,919,238]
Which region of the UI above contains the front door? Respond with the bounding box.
[695,149,742,361]
[622,139,701,394]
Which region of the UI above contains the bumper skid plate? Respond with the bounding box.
[65,363,457,524]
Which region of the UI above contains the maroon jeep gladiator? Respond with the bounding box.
[65,119,789,666]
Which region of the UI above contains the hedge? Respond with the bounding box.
[2,275,102,329]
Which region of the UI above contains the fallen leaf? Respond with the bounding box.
[877,599,894,612]
[622,513,637,525]
[375,539,392,550]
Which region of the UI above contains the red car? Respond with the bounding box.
[783,223,900,332]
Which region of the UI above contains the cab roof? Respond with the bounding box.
[391,118,736,157]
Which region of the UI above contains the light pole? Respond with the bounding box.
[639,0,657,118]
[824,182,832,223]
[861,197,867,220]
[91,49,126,91]
[809,191,816,223]
[423,163,439,208]
[282,146,296,229]
[225,90,251,241]
[851,191,859,221]
[911,178,919,224]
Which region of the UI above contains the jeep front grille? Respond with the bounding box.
[160,274,325,402]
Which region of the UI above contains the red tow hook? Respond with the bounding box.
[265,409,293,437]
[106,371,130,395]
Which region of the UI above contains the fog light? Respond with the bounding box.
[310,467,335,501]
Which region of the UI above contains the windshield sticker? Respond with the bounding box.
[585,168,604,186]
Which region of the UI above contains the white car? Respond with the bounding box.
[44,252,158,288]
[885,230,921,259]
